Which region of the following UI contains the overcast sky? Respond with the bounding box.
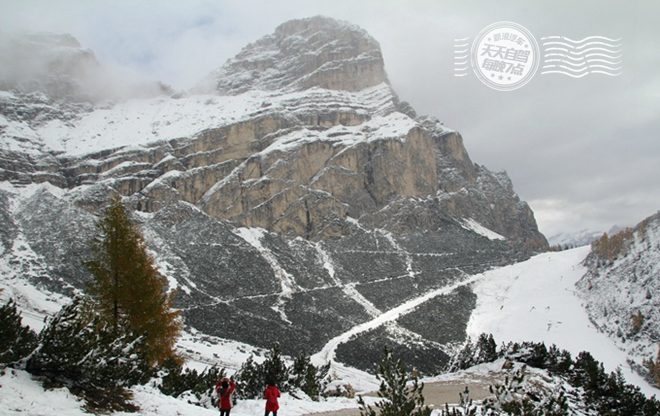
[2,0,659,239]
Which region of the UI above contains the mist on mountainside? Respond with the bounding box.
[0,31,170,102]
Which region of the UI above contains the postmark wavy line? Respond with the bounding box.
[543,59,587,68]
[544,55,622,66]
[591,70,622,76]
[542,65,589,73]
[544,46,572,53]
[544,53,585,62]
[540,36,621,43]
[541,67,622,76]
[540,70,589,78]
[541,41,621,50]
[574,42,621,50]
[542,61,620,70]
[545,47,622,56]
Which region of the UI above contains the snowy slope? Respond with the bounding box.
[461,218,506,241]
[3,244,659,415]
[467,246,659,397]
[0,368,372,416]
[576,213,660,374]
[0,83,398,157]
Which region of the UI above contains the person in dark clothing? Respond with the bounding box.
[215,376,236,416]
[264,380,281,416]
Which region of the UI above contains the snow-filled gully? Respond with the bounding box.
[315,243,382,317]
[312,272,484,364]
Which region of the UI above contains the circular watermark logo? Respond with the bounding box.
[471,22,540,91]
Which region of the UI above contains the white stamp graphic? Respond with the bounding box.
[470,21,540,91]
[540,36,622,77]
[453,22,622,89]
[453,37,470,77]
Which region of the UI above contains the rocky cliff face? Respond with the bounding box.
[196,16,388,94]
[0,17,547,374]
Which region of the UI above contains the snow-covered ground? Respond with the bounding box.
[460,219,505,241]
[0,83,408,157]
[467,246,659,397]
[0,368,370,416]
[2,246,658,415]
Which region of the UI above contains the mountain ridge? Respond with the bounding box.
[0,16,546,371]
[577,211,660,378]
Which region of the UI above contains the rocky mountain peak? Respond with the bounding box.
[197,16,388,95]
[0,17,546,248]
[0,32,99,101]
[0,17,550,372]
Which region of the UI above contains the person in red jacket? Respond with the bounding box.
[264,380,281,416]
[215,377,236,416]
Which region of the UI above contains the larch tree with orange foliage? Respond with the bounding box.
[86,194,182,366]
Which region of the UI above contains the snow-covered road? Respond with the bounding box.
[312,272,483,364]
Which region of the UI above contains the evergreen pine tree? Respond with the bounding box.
[449,337,474,371]
[0,298,38,364]
[262,342,288,389]
[26,296,151,388]
[235,354,265,399]
[85,194,182,365]
[27,297,93,382]
[159,357,225,406]
[290,352,330,400]
[290,353,310,394]
[358,347,432,416]
[546,344,572,375]
[475,333,498,364]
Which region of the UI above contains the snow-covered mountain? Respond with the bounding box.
[0,31,165,103]
[0,16,546,373]
[468,246,658,397]
[548,225,627,248]
[547,229,603,248]
[0,32,99,101]
[3,15,660,416]
[577,212,660,382]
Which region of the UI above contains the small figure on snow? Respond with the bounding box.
[264,379,281,416]
[459,386,470,407]
[216,376,236,416]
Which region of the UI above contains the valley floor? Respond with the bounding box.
[2,247,658,416]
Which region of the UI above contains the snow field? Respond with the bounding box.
[0,368,374,416]
[467,246,659,397]
[3,235,659,416]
